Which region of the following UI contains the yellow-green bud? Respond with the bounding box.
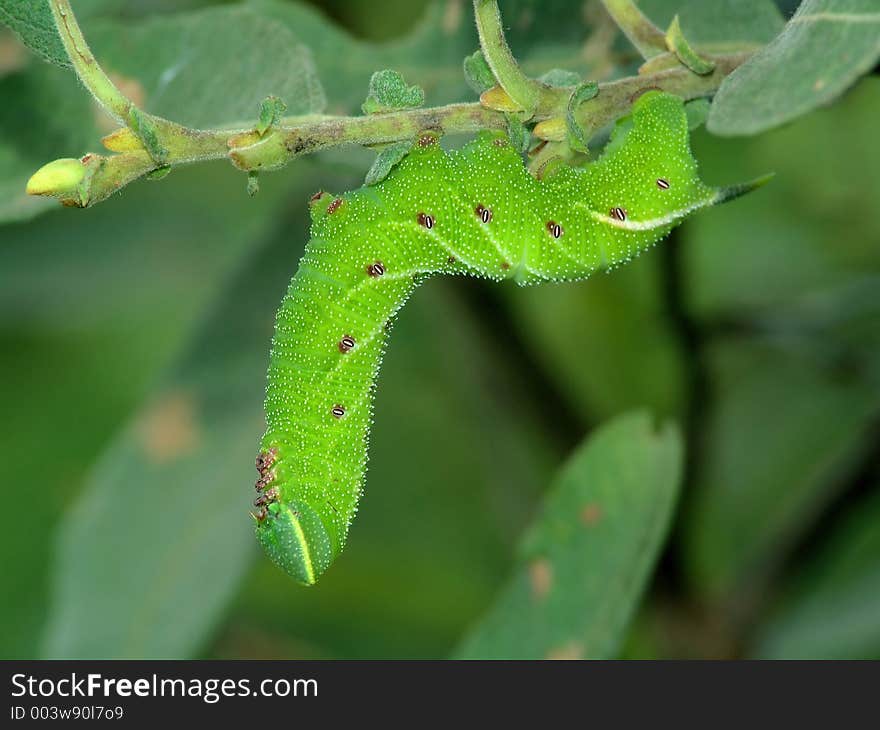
[26,158,86,198]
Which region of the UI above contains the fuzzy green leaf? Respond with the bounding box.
[456,412,682,660]
[41,217,302,659]
[364,141,411,186]
[566,81,599,152]
[640,0,784,48]
[463,49,495,94]
[665,14,716,75]
[504,114,530,153]
[684,97,711,129]
[708,0,880,135]
[539,68,581,87]
[257,96,287,137]
[0,0,68,67]
[361,69,425,114]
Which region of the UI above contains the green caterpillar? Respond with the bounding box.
[252,91,761,584]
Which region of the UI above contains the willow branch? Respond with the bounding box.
[27,0,753,209]
[229,104,506,171]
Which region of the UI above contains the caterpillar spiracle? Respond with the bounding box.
[252,91,762,584]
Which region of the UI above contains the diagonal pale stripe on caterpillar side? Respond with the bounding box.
[579,178,770,232]
[253,91,768,584]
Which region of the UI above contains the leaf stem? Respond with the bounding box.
[49,0,130,119]
[600,0,667,60]
[472,0,541,116]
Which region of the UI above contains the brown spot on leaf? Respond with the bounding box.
[529,559,553,600]
[136,390,200,463]
[0,31,26,76]
[442,0,463,34]
[545,641,584,660]
[580,503,603,526]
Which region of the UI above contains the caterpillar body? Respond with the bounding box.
[253,91,760,584]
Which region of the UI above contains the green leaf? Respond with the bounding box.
[463,49,495,94]
[0,163,295,330]
[639,0,784,49]
[566,80,599,152]
[0,0,68,67]
[683,338,879,603]
[455,412,682,660]
[750,489,880,659]
[0,329,177,658]
[361,68,425,114]
[0,0,131,68]
[665,14,715,75]
[40,212,303,658]
[364,141,410,186]
[504,113,530,153]
[0,166,297,660]
[538,68,581,87]
[257,95,287,137]
[684,97,711,130]
[250,0,600,111]
[86,6,325,127]
[708,0,880,136]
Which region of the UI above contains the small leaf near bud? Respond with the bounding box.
[102,127,145,153]
[505,115,530,154]
[146,165,172,181]
[685,98,711,130]
[365,142,412,186]
[463,50,495,94]
[665,16,716,76]
[247,172,260,197]
[533,118,566,142]
[362,70,425,114]
[539,69,581,88]
[257,96,288,137]
[566,81,600,153]
[479,86,522,112]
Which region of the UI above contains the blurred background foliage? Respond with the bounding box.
[0,0,878,659]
